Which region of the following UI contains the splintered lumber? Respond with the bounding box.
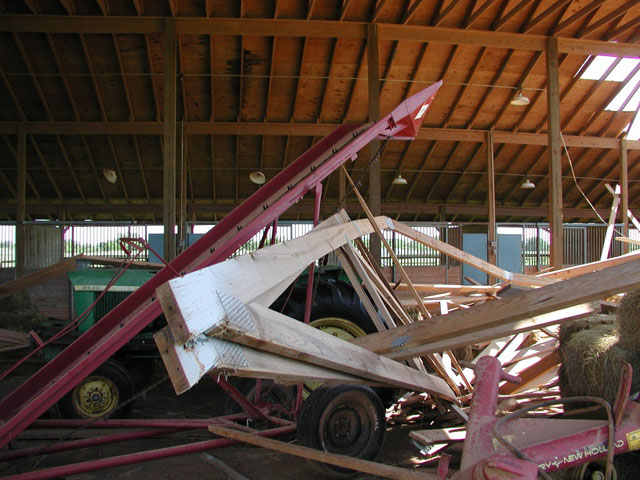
[376,303,595,359]
[157,293,456,400]
[388,220,552,288]
[208,425,439,480]
[154,327,373,395]
[351,257,640,360]
[395,284,502,294]
[341,167,433,320]
[157,214,391,345]
[538,248,640,280]
[499,350,560,395]
[617,237,640,247]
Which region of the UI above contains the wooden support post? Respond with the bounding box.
[367,22,381,265]
[163,18,177,261]
[487,129,497,281]
[15,123,26,278]
[546,36,563,269]
[338,165,346,209]
[601,184,620,261]
[621,138,629,254]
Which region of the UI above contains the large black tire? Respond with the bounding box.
[272,280,378,338]
[297,385,386,478]
[52,358,136,419]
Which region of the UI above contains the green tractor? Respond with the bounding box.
[39,265,377,420]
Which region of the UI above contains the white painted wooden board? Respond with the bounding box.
[154,327,373,395]
[157,215,391,345]
[158,290,456,400]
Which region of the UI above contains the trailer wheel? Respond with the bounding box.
[52,359,136,419]
[297,385,385,478]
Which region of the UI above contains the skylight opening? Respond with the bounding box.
[579,55,640,140]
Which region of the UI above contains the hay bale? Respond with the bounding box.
[559,324,640,406]
[617,290,640,350]
[558,314,616,347]
[0,292,43,332]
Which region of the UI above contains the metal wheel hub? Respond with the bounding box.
[73,375,119,417]
[327,408,361,447]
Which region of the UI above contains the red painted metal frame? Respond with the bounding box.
[3,423,296,480]
[451,356,640,479]
[0,81,441,449]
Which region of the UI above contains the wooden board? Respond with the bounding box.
[537,249,640,280]
[157,214,391,345]
[389,221,553,287]
[157,294,456,400]
[351,254,640,360]
[154,327,373,395]
[208,425,439,480]
[367,303,595,360]
[0,256,80,298]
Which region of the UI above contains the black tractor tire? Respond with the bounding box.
[272,280,378,337]
[297,384,386,478]
[52,358,136,419]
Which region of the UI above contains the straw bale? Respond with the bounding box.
[558,314,616,347]
[559,324,640,406]
[616,290,640,350]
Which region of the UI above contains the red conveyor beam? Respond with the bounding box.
[0,81,441,448]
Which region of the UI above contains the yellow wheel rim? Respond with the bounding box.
[310,316,367,340]
[304,317,367,398]
[72,375,119,418]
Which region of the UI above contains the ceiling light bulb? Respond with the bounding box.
[392,173,408,185]
[511,89,530,106]
[103,168,117,184]
[521,177,535,189]
[249,171,266,185]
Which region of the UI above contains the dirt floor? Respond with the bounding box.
[0,359,441,479]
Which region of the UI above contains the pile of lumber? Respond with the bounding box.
[153,209,640,413]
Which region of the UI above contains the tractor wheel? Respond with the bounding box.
[273,280,378,337]
[52,358,136,419]
[297,385,386,478]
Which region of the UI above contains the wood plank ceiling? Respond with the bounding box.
[0,0,638,223]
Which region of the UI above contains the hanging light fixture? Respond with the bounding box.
[392,173,408,185]
[102,168,117,184]
[511,88,530,106]
[521,176,535,189]
[249,171,266,185]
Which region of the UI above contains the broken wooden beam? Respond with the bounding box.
[157,214,391,345]
[352,257,640,360]
[389,220,552,287]
[155,293,456,400]
[154,327,374,395]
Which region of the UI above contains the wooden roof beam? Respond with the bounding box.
[0,201,613,221]
[554,0,605,34]
[579,0,639,38]
[1,122,639,150]
[1,16,639,56]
